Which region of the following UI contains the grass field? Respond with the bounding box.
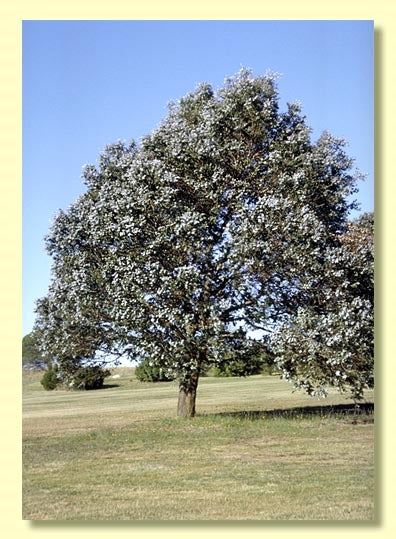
[22,369,375,521]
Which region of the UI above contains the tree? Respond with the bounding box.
[270,212,374,400]
[34,69,365,417]
[22,331,48,370]
[212,340,275,377]
[135,358,176,382]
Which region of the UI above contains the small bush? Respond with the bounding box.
[69,366,111,390]
[135,359,175,382]
[213,356,265,377]
[40,369,59,390]
[212,346,276,378]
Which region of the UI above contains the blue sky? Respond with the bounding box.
[22,20,374,336]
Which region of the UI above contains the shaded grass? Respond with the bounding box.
[23,369,374,521]
[215,402,374,421]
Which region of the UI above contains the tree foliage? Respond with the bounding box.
[62,364,111,390]
[33,69,371,416]
[270,212,374,400]
[212,341,275,377]
[40,368,59,390]
[135,358,176,383]
[22,331,48,370]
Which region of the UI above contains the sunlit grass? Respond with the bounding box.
[23,369,374,520]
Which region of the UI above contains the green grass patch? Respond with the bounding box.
[23,369,374,520]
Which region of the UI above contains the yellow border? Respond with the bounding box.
[2,1,394,537]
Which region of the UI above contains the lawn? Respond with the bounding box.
[22,369,375,521]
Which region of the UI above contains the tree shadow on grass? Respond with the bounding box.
[204,402,374,422]
[89,383,120,390]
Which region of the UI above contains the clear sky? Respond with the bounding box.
[22,20,374,336]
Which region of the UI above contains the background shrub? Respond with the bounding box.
[40,369,59,390]
[212,345,277,377]
[212,355,265,377]
[135,359,175,382]
[68,366,111,390]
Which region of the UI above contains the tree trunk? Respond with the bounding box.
[177,371,200,418]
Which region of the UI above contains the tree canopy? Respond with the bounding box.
[22,331,48,370]
[271,211,374,400]
[34,69,373,416]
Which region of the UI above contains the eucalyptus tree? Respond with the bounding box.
[34,69,367,416]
